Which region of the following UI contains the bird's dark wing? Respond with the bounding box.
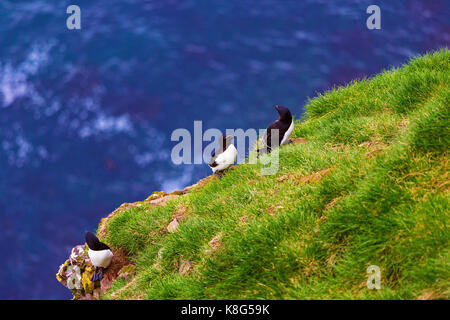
[86,231,111,251]
[97,242,111,251]
[266,121,285,148]
[259,120,290,155]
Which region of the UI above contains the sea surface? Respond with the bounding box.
[0,0,448,299]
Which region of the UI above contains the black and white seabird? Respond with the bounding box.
[208,134,237,178]
[259,105,294,154]
[85,231,113,282]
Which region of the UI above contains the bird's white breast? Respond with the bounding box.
[88,249,113,268]
[211,144,237,173]
[280,121,294,146]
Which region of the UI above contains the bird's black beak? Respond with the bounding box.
[274,105,281,114]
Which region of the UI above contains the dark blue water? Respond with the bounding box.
[0,0,448,299]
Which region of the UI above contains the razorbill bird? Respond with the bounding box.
[258,105,294,154]
[85,231,113,281]
[208,134,237,178]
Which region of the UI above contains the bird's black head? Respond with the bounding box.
[274,105,292,123]
[85,231,110,251]
[221,134,234,149]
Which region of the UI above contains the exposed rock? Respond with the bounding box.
[358,140,387,158]
[183,185,196,193]
[157,247,165,259]
[149,194,179,205]
[314,215,327,234]
[238,215,249,225]
[152,248,164,271]
[146,191,168,200]
[297,168,331,184]
[418,290,443,300]
[209,233,224,250]
[184,175,216,193]
[56,245,95,299]
[366,148,384,157]
[153,262,161,271]
[290,137,308,145]
[271,189,279,196]
[178,260,194,275]
[326,253,337,267]
[170,190,185,196]
[167,218,179,233]
[325,197,341,210]
[329,143,350,151]
[266,205,284,216]
[358,140,386,148]
[172,205,188,221]
[165,205,189,233]
[276,175,289,183]
[56,244,132,300]
[398,119,409,129]
[217,196,227,203]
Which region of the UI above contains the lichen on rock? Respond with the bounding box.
[57,243,133,299]
[56,244,97,299]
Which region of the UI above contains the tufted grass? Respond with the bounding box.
[101,48,449,300]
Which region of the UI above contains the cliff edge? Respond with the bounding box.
[57,49,449,300]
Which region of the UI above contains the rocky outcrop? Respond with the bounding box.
[56,183,207,299]
[56,244,133,300]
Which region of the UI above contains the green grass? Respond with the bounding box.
[101,48,449,300]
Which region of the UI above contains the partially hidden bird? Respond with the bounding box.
[208,134,237,178]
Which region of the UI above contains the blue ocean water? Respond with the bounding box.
[0,0,448,299]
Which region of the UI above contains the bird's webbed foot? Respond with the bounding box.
[97,269,104,281]
[90,267,104,282]
[91,267,98,282]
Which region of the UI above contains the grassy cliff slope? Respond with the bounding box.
[99,49,449,299]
